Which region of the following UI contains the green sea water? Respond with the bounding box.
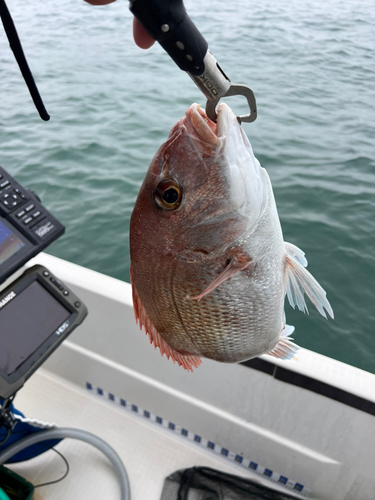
[0,0,374,372]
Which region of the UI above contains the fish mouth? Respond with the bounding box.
[183,103,238,156]
[183,104,223,155]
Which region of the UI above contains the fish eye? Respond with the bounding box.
[154,179,183,210]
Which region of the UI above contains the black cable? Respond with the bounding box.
[0,0,50,121]
[0,395,16,448]
[34,447,70,489]
[0,428,11,447]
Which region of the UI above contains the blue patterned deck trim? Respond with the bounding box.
[86,382,310,498]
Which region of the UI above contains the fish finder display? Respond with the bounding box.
[0,220,25,265]
[0,165,65,284]
[0,265,88,399]
[0,280,70,376]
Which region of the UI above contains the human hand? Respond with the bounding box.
[84,0,155,49]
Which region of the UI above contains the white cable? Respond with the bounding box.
[14,415,56,429]
[0,427,130,500]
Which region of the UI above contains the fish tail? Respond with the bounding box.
[284,242,334,319]
[130,266,202,372]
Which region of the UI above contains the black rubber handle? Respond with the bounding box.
[130,0,208,75]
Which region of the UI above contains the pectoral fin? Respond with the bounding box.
[285,242,334,319]
[281,324,295,337]
[188,256,251,301]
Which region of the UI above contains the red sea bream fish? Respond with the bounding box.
[130,103,333,371]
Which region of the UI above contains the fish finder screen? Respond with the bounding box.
[0,281,70,376]
[0,220,25,265]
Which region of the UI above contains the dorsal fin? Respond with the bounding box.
[285,242,334,319]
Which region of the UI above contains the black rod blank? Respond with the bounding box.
[0,0,50,121]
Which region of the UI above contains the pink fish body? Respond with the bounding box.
[130,103,333,371]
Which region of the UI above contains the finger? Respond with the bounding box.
[84,0,117,4]
[133,18,155,49]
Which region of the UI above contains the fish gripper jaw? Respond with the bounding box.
[188,51,257,124]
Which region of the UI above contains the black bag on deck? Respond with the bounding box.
[160,466,299,500]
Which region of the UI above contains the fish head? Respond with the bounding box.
[130,103,266,261]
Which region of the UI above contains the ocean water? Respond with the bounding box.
[0,0,374,372]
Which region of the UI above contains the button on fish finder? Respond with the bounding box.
[25,203,34,212]
[13,188,26,199]
[50,277,64,291]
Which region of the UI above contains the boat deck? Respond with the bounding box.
[6,368,267,500]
